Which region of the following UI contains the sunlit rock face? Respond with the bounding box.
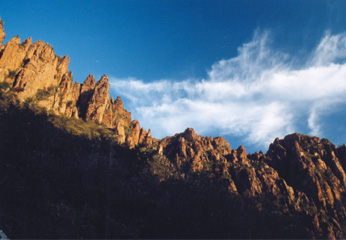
[0,21,149,148]
[0,17,5,46]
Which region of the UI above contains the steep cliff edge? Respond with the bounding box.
[0,19,152,148]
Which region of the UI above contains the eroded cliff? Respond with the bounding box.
[0,20,151,148]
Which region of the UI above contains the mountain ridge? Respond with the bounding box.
[1,17,346,239]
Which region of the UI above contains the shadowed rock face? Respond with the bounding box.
[267,135,346,217]
[77,74,95,119]
[266,134,346,210]
[264,134,346,239]
[1,17,346,239]
[148,130,346,238]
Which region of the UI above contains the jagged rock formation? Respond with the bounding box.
[147,130,346,239]
[0,17,5,47]
[265,134,346,238]
[1,17,346,239]
[0,20,151,148]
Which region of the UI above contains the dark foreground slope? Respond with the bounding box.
[0,88,345,239]
[0,92,311,238]
[0,92,315,239]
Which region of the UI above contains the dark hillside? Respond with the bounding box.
[0,92,312,239]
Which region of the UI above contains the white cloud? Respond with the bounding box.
[308,108,321,137]
[311,32,346,66]
[109,30,346,149]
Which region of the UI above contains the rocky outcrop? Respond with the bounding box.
[266,134,346,211]
[138,128,153,147]
[77,74,95,118]
[0,17,5,46]
[0,36,31,83]
[85,75,110,123]
[13,40,68,101]
[144,129,346,238]
[155,128,300,200]
[0,19,150,149]
[264,133,346,237]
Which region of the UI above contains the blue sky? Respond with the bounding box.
[2,0,346,152]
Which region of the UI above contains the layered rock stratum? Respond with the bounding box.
[1,17,346,239]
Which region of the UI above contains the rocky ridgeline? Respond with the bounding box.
[151,129,346,238]
[0,17,152,148]
[1,17,346,239]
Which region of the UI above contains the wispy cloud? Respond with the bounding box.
[311,32,346,66]
[110,30,346,148]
